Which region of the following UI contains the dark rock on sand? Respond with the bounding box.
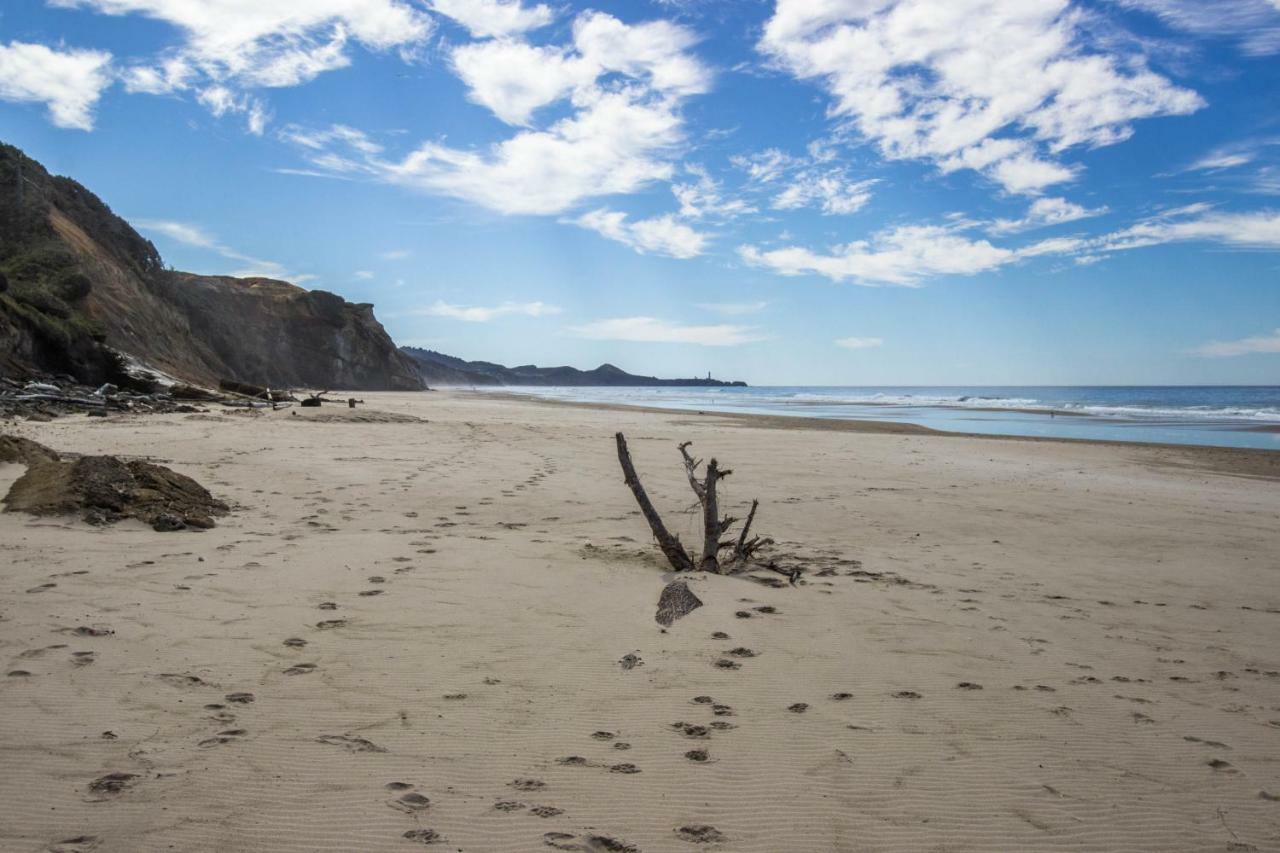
[3,453,227,530]
[656,580,703,627]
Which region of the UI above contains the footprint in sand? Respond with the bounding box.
[713,659,740,670]
[671,723,710,739]
[389,792,431,813]
[893,691,922,699]
[282,638,307,648]
[71,652,95,666]
[315,619,347,630]
[315,734,385,753]
[685,749,709,762]
[401,828,443,845]
[283,663,316,676]
[87,773,138,799]
[675,825,726,844]
[495,800,526,812]
[47,836,102,853]
[224,692,255,704]
[510,778,546,791]
[543,832,638,852]
[830,692,853,701]
[609,763,640,774]
[530,805,564,818]
[788,703,809,713]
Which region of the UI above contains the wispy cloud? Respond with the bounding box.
[572,209,709,258]
[1192,328,1280,357]
[429,0,555,39]
[379,249,411,260]
[740,224,1014,286]
[569,316,765,346]
[416,300,562,322]
[134,218,311,282]
[696,301,768,315]
[1117,0,1280,57]
[1191,328,1280,358]
[989,197,1108,235]
[835,336,883,349]
[59,0,436,134]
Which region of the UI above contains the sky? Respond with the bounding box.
[1,0,1279,386]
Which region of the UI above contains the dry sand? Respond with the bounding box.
[1,390,1278,853]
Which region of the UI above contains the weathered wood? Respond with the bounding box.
[656,580,703,626]
[733,499,759,560]
[699,459,725,573]
[677,441,705,500]
[615,433,696,572]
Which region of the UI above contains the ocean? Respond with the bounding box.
[486,385,1280,451]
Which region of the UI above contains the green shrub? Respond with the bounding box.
[54,271,92,301]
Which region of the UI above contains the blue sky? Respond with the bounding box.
[1,0,1279,385]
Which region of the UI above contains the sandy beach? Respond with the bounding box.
[2,390,1278,853]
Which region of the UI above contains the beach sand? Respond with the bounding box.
[1,390,1278,852]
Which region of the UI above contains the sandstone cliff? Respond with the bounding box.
[0,143,422,391]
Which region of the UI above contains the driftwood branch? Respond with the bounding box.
[616,433,769,577]
[615,433,696,572]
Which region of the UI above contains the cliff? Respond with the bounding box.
[401,347,747,387]
[0,143,422,391]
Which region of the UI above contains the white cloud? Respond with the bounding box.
[835,336,883,349]
[1192,328,1280,357]
[135,218,307,281]
[574,209,709,258]
[740,224,1015,286]
[0,41,113,130]
[1087,207,1280,252]
[734,145,876,214]
[989,196,1108,234]
[672,165,756,219]
[1118,0,1280,56]
[379,249,411,260]
[569,316,765,346]
[742,204,1280,286]
[430,0,554,39]
[696,301,768,315]
[284,11,709,215]
[773,173,875,215]
[758,0,1203,194]
[54,0,435,132]
[419,300,561,322]
[354,270,374,280]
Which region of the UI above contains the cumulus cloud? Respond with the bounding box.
[418,300,561,321]
[0,41,113,130]
[569,316,765,346]
[430,0,554,39]
[1118,0,1280,56]
[835,336,883,349]
[54,0,435,132]
[758,0,1203,194]
[284,11,709,216]
[989,196,1108,234]
[1192,328,1280,357]
[573,209,709,258]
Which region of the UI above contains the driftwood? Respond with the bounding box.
[616,433,696,571]
[616,432,770,575]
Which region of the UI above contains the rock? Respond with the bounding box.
[0,435,58,465]
[3,454,228,531]
[656,580,703,627]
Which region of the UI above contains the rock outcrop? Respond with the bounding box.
[0,142,422,391]
[402,347,747,388]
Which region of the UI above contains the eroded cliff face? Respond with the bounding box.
[0,143,423,391]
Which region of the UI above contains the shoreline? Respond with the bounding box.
[466,389,1280,480]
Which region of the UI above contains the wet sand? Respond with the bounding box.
[2,390,1278,852]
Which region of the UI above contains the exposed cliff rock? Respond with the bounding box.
[0,143,422,391]
[402,347,747,387]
